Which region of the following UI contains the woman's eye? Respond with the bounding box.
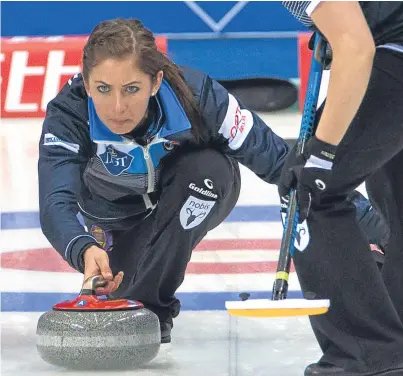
[97,85,110,93]
[126,86,139,93]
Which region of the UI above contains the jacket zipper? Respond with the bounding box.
[143,140,155,194]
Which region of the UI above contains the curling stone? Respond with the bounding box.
[36,275,161,369]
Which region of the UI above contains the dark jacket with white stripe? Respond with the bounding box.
[38,66,289,272]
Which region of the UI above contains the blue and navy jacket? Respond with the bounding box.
[38,66,289,272]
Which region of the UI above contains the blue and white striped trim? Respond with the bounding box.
[305,155,333,170]
[306,0,321,16]
[282,1,321,27]
[64,234,98,259]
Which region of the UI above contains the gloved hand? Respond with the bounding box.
[278,136,337,222]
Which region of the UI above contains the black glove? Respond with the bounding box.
[278,136,337,222]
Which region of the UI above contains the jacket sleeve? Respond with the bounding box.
[38,96,98,273]
[347,191,390,250]
[200,75,289,185]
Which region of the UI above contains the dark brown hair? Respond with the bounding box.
[82,18,203,142]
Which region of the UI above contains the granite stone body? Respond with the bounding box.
[36,307,160,369]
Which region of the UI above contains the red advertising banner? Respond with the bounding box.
[297,32,313,113]
[1,36,167,118]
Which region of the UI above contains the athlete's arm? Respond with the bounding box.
[311,1,375,145]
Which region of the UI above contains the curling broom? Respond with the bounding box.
[226,34,330,318]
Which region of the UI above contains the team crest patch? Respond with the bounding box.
[90,225,113,251]
[180,196,216,230]
[99,145,134,176]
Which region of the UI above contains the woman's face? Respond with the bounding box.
[85,57,163,135]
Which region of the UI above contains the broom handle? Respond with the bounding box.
[272,34,328,301]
